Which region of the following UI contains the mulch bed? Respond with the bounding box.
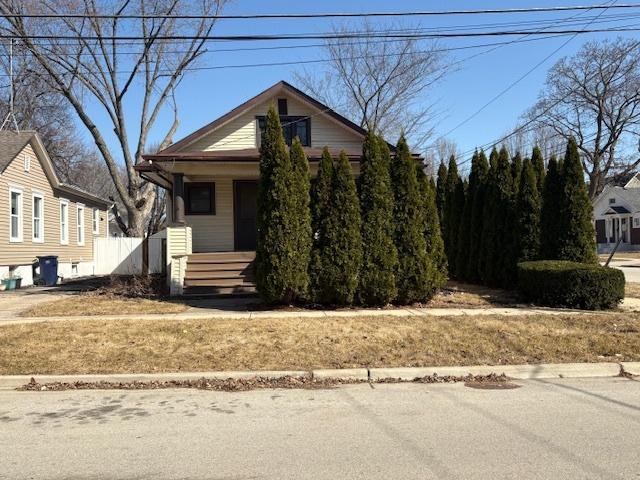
[18,373,515,392]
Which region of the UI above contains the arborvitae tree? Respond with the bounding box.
[556,137,598,263]
[515,158,541,262]
[309,147,335,301]
[318,151,363,305]
[357,133,397,305]
[289,137,312,298]
[418,168,448,292]
[391,136,434,304]
[255,105,299,303]
[466,149,489,282]
[480,146,516,287]
[444,155,463,276]
[540,156,562,259]
[456,151,478,280]
[511,152,523,194]
[435,162,448,232]
[531,146,545,192]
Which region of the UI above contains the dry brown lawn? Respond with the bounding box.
[626,283,640,298]
[428,281,518,308]
[21,294,187,317]
[1,313,638,375]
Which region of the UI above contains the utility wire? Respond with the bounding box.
[2,26,640,41]
[5,3,640,19]
[438,0,619,141]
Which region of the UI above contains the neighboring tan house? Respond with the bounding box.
[593,173,640,253]
[0,130,111,286]
[137,80,421,295]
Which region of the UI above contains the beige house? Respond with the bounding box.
[0,130,110,286]
[138,81,420,295]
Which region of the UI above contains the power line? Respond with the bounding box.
[2,26,640,42]
[438,0,619,140]
[3,10,638,52]
[0,31,614,78]
[5,3,640,19]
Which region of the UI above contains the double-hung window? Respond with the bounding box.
[32,193,44,243]
[9,187,23,242]
[60,200,69,244]
[77,204,85,246]
[92,208,100,234]
[257,116,311,146]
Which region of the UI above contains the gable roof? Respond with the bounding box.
[594,184,640,214]
[161,80,373,154]
[0,130,36,173]
[0,130,110,207]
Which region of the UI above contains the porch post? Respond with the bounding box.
[172,173,185,225]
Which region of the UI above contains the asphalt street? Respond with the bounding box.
[1,377,639,479]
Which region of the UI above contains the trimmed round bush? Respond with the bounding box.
[517,260,625,310]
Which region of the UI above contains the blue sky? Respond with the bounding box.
[80,0,640,170]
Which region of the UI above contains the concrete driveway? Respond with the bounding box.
[0,377,638,479]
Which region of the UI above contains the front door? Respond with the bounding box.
[234,180,258,251]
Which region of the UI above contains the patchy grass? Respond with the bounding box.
[1,313,638,375]
[428,281,518,308]
[21,294,187,317]
[626,283,640,298]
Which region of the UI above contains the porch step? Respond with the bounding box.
[184,270,255,281]
[182,285,257,297]
[184,277,255,288]
[188,252,256,262]
[183,251,256,297]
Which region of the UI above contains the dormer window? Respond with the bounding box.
[257,115,311,147]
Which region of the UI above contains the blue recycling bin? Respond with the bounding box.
[37,256,59,286]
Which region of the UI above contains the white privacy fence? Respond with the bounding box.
[93,236,164,275]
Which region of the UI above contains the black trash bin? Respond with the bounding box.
[37,256,59,286]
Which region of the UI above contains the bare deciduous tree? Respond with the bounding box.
[294,22,449,150]
[0,0,225,236]
[424,138,460,175]
[527,38,640,197]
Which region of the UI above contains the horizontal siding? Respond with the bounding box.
[0,144,107,266]
[182,94,363,152]
[187,178,234,252]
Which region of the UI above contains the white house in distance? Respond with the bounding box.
[593,173,640,253]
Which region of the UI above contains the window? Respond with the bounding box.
[60,200,69,244]
[609,198,616,204]
[634,216,640,229]
[257,116,311,146]
[92,208,100,234]
[24,155,31,172]
[9,187,23,242]
[278,98,288,115]
[32,193,44,243]
[76,204,85,246]
[185,183,215,215]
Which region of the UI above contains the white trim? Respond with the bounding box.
[31,191,44,243]
[76,203,85,246]
[634,215,640,229]
[8,186,23,243]
[59,198,69,245]
[92,207,100,235]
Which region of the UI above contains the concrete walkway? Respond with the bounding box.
[0,304,594,326]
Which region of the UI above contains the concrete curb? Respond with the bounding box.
[621,362,640,376]
[0,362,632,391]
